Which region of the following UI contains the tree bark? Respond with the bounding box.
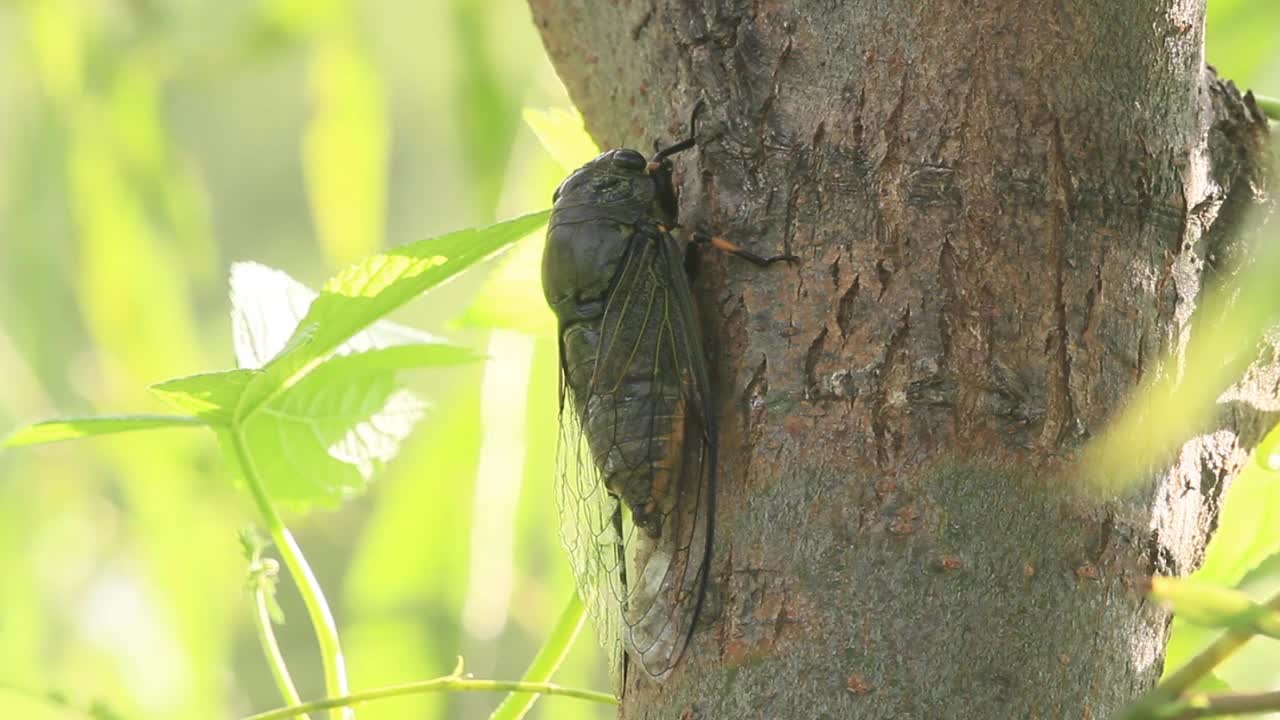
[529,1,1271,717]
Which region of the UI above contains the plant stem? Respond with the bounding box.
[1120,586,1280,719]
[1255,94,1278,122]
[231,429,350,720]
[489,592,590,720]
[252,573,305,715]
[241,670,617,720]
[1160,587,1280,699]
[1168,690,1280,719]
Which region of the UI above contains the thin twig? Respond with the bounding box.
[1120,586,1280,719]
[229,429,350,720]
[241,659,617,720]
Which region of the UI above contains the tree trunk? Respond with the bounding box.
[529,1,1271,716]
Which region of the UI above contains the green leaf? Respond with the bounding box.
[3,415,206,447]
[1255,419,1280,472]
[522,107,600,173]
[234,344,471,508]
[304,37,389,266]
[151,370,260,425]
[455,229,555,336]
[1150,577,1280,639]
[1187,460,1280,602]
[231,261,455,370]
[314,343,484,374]
[236,211,549,418]
[220,261,485,509]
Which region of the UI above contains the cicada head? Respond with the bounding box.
[551,142,691,228]
[553,149,654,211]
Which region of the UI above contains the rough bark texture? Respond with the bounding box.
[529,1,1271,717]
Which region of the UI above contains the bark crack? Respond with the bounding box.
[1043,118,1078,449]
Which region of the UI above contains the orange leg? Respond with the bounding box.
[693,231,799,267]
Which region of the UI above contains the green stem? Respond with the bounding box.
[1167,690,1280,719]
[231,428,350,720]
[242,667,617,720]
[1255,94,1278,121]
[1119,586,1280,719]
[251,574,306,715]
[489,592,590,720]
[1161,588,1280,699]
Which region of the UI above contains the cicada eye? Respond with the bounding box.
[610,149,647,171]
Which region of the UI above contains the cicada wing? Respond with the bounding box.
[621,420,712,679]
[554,377,626,692]
[588,228,717,681]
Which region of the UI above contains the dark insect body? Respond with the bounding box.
[542,119,793,688]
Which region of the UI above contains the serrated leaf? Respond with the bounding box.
[3,415,206,447]
[235,345,463,508]
[229,261,454,370]
[523,107,600,172]
[313,342,484,375]
[236,211,549,417]
[150,370,260,425]
[1150,577,1280,639]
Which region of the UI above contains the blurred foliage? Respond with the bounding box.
[0,0,603,718]
[0,2,1276,720]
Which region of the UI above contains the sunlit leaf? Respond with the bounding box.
[1186,460,1280,604]
[1256,420,1280,473]
[455,228,554,336]
[259,0,346,38]
[522,107,599,173]
[3,415,206,447]
[237,349,427,508]
[151,370,259,425]
[146,262,486,509]
[229,261,466,370]
[24,0,84,103]
[233,342,481,508]
[236,211,549,417]
[452,0,523,213]
[304,37,389,266]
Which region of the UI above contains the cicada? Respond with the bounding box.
[542,115,793,688]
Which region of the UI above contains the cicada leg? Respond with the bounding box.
[691,231,799,267]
